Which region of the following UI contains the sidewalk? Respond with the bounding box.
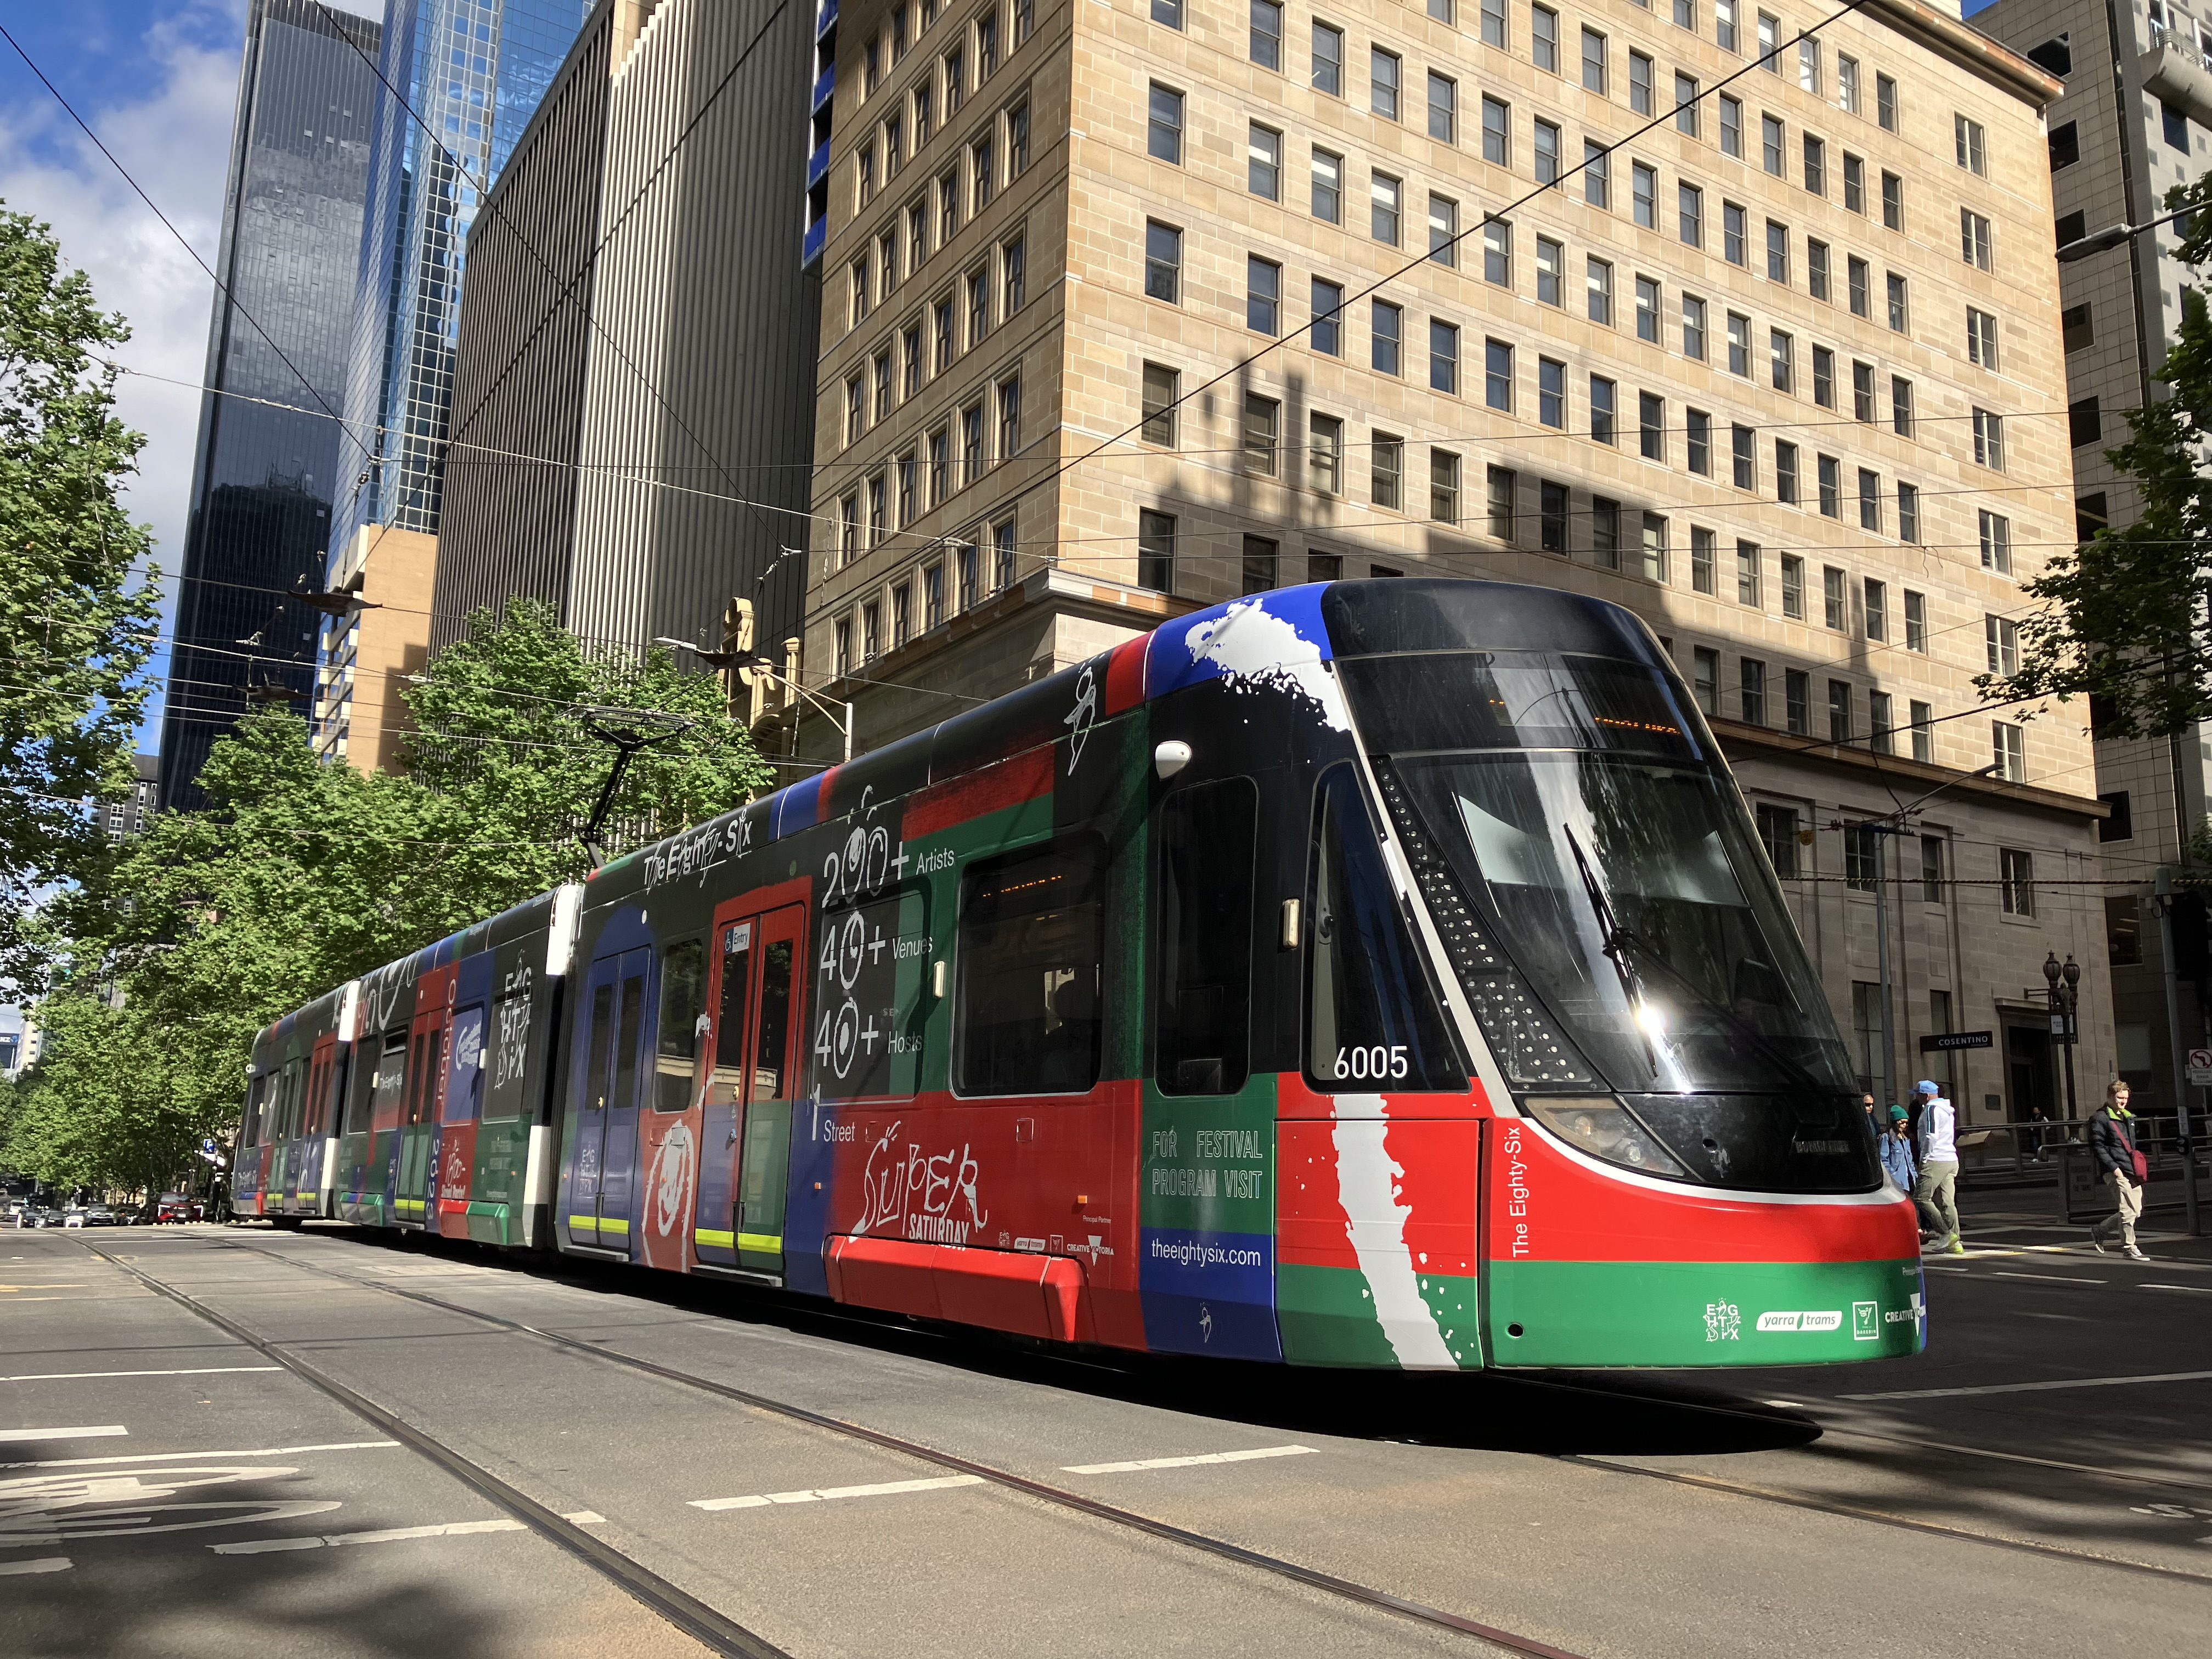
[1946,1188,2212,1267]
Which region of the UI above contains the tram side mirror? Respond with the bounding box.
[1153,740,1193,780]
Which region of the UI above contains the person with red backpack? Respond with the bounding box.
[2089,1080,2151,1261]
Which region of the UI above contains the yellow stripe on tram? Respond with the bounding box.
[597,1217,630,1237]
[567,1214,600,1233]
[693,1228,735,1249]
[737,1232,782,1255]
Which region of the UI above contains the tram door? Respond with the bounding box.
[566,948,650,1251]
[396,997,450,1227]
[694,905,804,1276]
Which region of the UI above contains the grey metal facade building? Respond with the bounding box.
[430,0,623,651]
[333,0,592,558]
[159,0,382,811]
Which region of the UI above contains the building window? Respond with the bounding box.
[1720,93,1742,155]
[1373,47,1401,120]
[1967,306,1999,369]
[1373,432,1403,509]
[1430,449,1462,524]
[1248,255,1282,334]
[1588,256,1613,324]
[1774,438,1797,503]
[1682,294,1707,358]
[2099,791,2134,844]
[1676,71,1700,134]
[1817,455,1841,519]
[1632,162,1656,229]
[1541,479,1570,552]
[2070,397,2103,449]
[1002,236,1025,311]
[1864,575,1887,640]
[1144,220,1181,302]
[1373,172,1403,244]
[1584,142,1610,208]
[1691,526,1716,594]
[1838,53,1859,112]
[962,400,985,480]
[1138,509,1175,593]
[1859,469,1882,533]
[1762,113,1784,174]
[1373,300,1402,374]
[862,600,882,664]
[1430,194,1460,266]
[1961,208,1992,270]
[1808,238,1830,300]
[971,136,995,212]
[1736,539,1760,606]
[1243,392,1280,474]
[1848,254,1869,316]
[1741,656,1768,724]
[1679,182,1704,246]
[1715,0,1738,52]
[2000,846,2034,915]
[967,264,990,342]
[1249,123,1282,199]
[1636,275,1660,343]
[1242,534,1279,594]
[1876,73,1897,131]
[1844,826,1878,892]
[1311,413,1344,495]
[1822,562,1846,628]
[1147,83,1183,162]
[1911,701,1933,763]
[1630,49,1654,116]
[1533,3,1559,72]
[1954,114,1985,174]
[1985,613,2020,676]
[929,427,951,501]
[1590,375,1616,445]
[1581,26,1607,94]
[1251,0,1283,68]
[1312,148,1343,222]
[1313,278,1345,354]
[1767,218,1788,283]
[1483,221,1511,285]
[1590,496,1620,568]
[1429,71,1458,143]
[1898,483,1920,544]
[1733,422,1756,489]
[1904,589,1926,650]
[2062,303,2094,353]
[1979,509,2012,573]
[1485,338,1514,411]
[1829,680,1853,743]
[1887,272,1909,332]
[845,374,866,444]
[1891,376,1914,437]
[1769,328,1792,391]
[1785,668,1810,733]
[1537,236,1564,304]
[1973,408,2005,471]
[1639,391,1664,460]
[1482,96,1510,167]
[868,473,888,544]
[1813,345,1835,409]
[1539,357,1566,428]
[1757,803,1799,877]
[993,517,1016,589]
[1409,320,1453,400]
[1727,309,1749,373]
[1534,118,1561,184]
[1313,22,1343,94]
[1803,133,1825,195]
[1798,36,1821,94]
[1994,724,2027,785]
[1692,646,1719,714]
[1687,407,1711,473]
[1482,0,1507,46]
[1487,465,1516,540]
[1141,362,1178,445]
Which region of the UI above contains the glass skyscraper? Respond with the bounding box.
[159,0,383,811]
[334,0,591,552]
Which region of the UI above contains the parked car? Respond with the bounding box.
[153,1193,200,1223]
[82,1205,117,1227]
[16,1205,57,1229]
[61,1206,87,1228]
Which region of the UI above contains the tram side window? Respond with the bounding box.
[443,1006,486,1125]
[1307,767,1466,1091]
[484,987,534,1120]
[407,1029,444,1126]
[654,938,707,1112]
[613,972,645,1112]
[242,1074,268,1147]
[1154,780,1257,1095]
[714,923,753,1093]
[583,982,615,1110]
[364,1031,408,1128]
[280,1059,306,1139]
[956,838,1104,1096]
[755,936,793,1101]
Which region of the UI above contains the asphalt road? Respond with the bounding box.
[3,1190,2208,1658]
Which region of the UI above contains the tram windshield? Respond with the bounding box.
[1344,652,1856,1099]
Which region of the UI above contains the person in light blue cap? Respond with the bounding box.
[1910,1080,1961,1255]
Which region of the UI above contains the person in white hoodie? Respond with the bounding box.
[1910,1080,1962,1256]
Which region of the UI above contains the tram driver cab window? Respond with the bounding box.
[654,937,707,1111]
[1153,779,1256,1095]
[1307,766,1466,1092]
[955,837,1104,1096]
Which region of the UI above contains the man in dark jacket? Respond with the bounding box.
[2089,1081,2149,1261]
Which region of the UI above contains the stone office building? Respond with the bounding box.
[801,0,2113,1124]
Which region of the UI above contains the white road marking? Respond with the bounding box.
[690,1475,984,1511]
[1062,1444,1317,1475]
[212,1518,527,1555]
[0,1556,71,1575]
[562,1510,606,1524]
[1,1367,284,1384]
[1990,1272,2108,1286]
[0,1426,126,1443]
[1843,1369,2212,1401]
[2,1440,399,1471]
[2143,1284,2212,1294]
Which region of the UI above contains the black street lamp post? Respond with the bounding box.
[2044,952,2080,1124]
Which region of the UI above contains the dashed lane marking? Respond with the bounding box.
[689,1475,984,1511]
[1843,1369,2212,1401]
[0,1556,71,1576]
[2,1367,284,1383]
[1989,1271,2109,1286]
[2143,1284,2212,1294]
[563,1511,607,1524]
[0,1426,126,1443]
[3,1440,399,1471]
[1062,1446,1318,1475]
[212,1517,527,1555]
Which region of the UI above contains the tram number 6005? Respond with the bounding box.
[1334,1045,1409,1082]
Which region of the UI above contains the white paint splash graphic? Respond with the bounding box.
[1331,1119,1455,1369]
[1181,601,1351,732]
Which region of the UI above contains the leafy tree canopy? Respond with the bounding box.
[1980,173,2212,740]
[0,205,160,998]
[4,600,772,1193]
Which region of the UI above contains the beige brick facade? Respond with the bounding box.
[802,0,2114,1122]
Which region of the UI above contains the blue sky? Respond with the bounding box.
[0,2,381,751]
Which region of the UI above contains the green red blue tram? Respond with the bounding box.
[235,580,1925,1368]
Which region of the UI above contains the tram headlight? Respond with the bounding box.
[1522,1096,1692,1180]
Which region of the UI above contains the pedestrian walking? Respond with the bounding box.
[1910,1080,1962,1255]
[1880,1104,1917,1194]
[2089,1080,2151,1261]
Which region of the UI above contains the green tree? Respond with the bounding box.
[1980,174,2212,739]
[4,604,772,1189]
[0,206,160,998]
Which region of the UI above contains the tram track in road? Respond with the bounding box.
[174,1230,2212,1599]
[81,1234,1592,1659]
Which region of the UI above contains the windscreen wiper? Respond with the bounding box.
[1564,828,1658,1069]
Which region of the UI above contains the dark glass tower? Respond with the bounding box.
[332,0,591,556]
[159,0,383,811]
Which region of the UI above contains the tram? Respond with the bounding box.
[237,579,1924,1368]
